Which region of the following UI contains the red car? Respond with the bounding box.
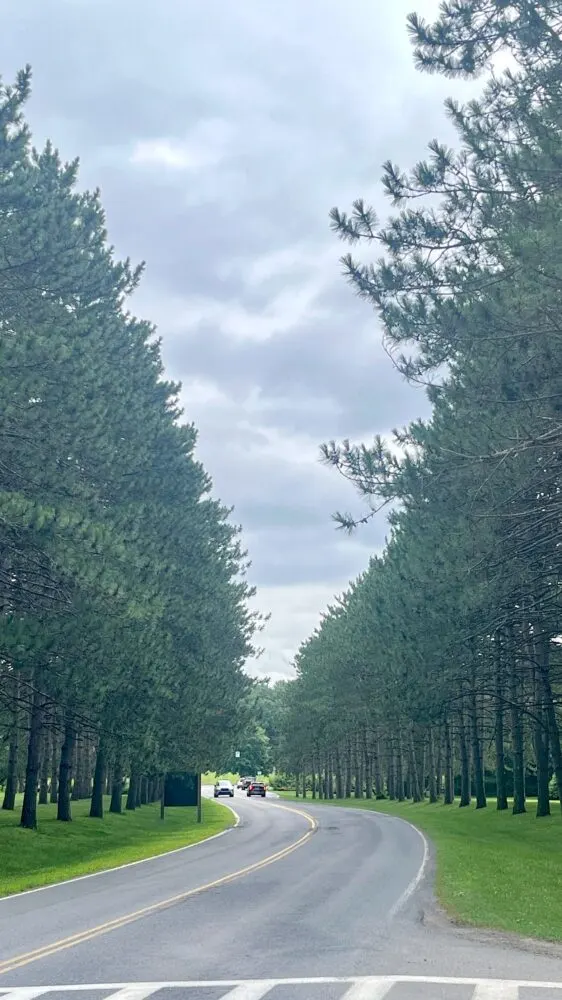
[247,781,267,798]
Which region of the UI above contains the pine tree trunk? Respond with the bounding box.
[494,633,508,810]
[50,723,59,804]
[396,730,405,801]
[374,737,383,797]
[140,775,148,805]
[345,741,352,798]
[410,728,422,802]
[20,687,44,830]
[364,735,373,799]
[387,743,395,799]
[295,772,300,797]
[458,706,471,807]
[436,730,443,798]
[533,652,550,818]
[83,742,93,799]
[71,739,81,800]
[90,742,106,818]
[508,632,526,815]
[38,725,49,805]
[335,747,343,798]
[470,673,486,809]
[110,757,123,813]
[311,760,317,799]
[57,717,75,822]
[126,769,138,810]
[536,632,562,810]
[404,761,412,800]
[2,675,19,811]
[444,719,454,804]
[354,735,361,798]
[428,727,437,803]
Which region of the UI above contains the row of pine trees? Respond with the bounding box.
[277,1,562,819]
[0,68,258,829]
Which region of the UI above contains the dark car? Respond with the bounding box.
[247,781,266,798]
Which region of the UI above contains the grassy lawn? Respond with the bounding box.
[202,771,271,785]
[279,793,562,942]
[0,795,234,898]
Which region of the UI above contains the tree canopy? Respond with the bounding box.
[0,67,261,829]
[278,0,562,818]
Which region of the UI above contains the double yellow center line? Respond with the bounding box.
[0,804,317,976]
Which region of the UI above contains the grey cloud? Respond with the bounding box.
[2,0,476,676]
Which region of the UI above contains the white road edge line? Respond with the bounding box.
[308,797,430,919]
[363,811,430,920]
[0,802,240,905]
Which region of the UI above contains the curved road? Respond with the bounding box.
[1,791,562,996]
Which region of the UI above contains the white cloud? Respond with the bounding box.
[130,119,233,172]
[163,282,330,344]
[245,582,344,682]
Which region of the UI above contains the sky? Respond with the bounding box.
[2,1,477,682]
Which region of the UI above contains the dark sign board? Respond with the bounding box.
[164,771,199,807]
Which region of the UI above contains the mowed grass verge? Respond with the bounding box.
[202,771,271,785]
[279,793,562,942]
[0,795,234,898]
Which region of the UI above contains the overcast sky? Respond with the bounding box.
[3,1,477,682]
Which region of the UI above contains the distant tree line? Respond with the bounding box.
[0,68,260,829]
[276,1,562,817]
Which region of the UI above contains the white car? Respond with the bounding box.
[214,779,234,798]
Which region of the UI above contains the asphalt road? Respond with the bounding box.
[1,790,562,998]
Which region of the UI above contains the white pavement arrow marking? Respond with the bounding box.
[472,985,519,1000]
[220,984,277,1000]
[342,978,395,999]
[105,989,162,1000]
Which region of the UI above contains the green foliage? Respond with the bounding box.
[277,0,562,822]
[0,67,261,830]
[219,723,272,776]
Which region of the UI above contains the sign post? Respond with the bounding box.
[160,772,166,821]
[196,772,202,823]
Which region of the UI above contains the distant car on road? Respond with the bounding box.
[237,776,254,790]
[214,779,234,798]
[247,781,267,798]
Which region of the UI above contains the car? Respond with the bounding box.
[247,781,266,798]
[214,779,234,798]
[238,776,254,790]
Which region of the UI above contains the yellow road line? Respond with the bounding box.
[0,803,317,976]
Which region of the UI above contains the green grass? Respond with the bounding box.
[202,771,271,785]
[279,793,562,942]
[0,795,234,898]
